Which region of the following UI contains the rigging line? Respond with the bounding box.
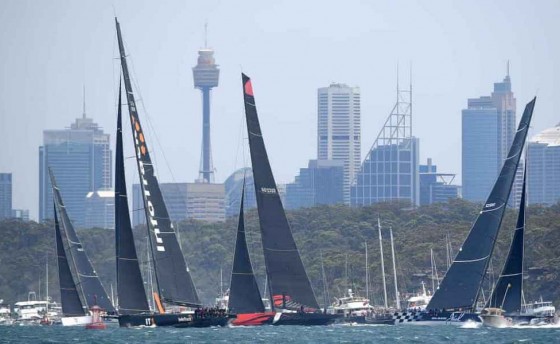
[454,254,490,263]
[123,37,178,185]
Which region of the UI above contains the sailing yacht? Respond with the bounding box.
[481,168,557,327]
[228,178,275,326]
[393,98,536,325]
[114,18,230,328]
[242,74,338,326]
[49,170,105,326]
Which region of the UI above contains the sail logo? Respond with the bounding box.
[131,115,165,252]
[485,202,496,208]
[260,187,277,194]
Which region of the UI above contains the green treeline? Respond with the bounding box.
[0,199,558,309]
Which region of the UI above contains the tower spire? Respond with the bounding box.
[204,21,208,48]
[507,60,510,77]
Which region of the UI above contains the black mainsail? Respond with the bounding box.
[228,179,265,314]
[115,80,151,315]
[115,18,200,307]
[427,98,536,311]
[242,73,319,310]
[485,167,526,313]
[49,169,115,313]
[54,205,86,317]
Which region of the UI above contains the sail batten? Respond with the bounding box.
[115,80,151,315]
[242,73,319,310]
[427,98,536,311]
[115,18,200,307]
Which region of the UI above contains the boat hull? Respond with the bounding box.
[231,312,275,326]
[61,315,93,327]
[337,314,394,325]
[118,313,231,328]
[272,312,338,326]
[392,310,481,325]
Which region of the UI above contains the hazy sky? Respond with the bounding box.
[1,0,558,220]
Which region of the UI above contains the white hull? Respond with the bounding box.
[480,315,511,328]
[61,315,92,326]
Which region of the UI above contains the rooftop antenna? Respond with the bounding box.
[82,84,86,119]
[204,21,208,48]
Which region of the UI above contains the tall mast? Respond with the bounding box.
[378,217,388,309]
[320,250,329,311]
[389,227,400,309]
[365,241,369,303]
[45,255,49,312]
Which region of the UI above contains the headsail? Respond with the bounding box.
[242,73,319,310]
[49,169,115,313]
[427,98,536,311]
[115,18,200,307]
[115,80,150,315]
[228,178,265,314]
[54,205,86,316]
[486,166,526,313]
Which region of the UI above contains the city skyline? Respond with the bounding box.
[1,1,559,220]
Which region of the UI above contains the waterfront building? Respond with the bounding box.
[11,209,30,221]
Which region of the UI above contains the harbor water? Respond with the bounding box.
[0,323,559,344]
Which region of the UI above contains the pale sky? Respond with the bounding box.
[0,0,558,220]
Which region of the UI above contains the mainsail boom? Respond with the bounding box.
[115,18,200,307]
[427,98,536,311]
[242,73,319,310]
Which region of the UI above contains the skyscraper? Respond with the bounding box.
[317,83,361,204]
[39,106,111,226]
[192,36,219,183]
[527,124,560,205]
[224,168,257,218]
[351,79,419,206]
[462,68,517,203]
[0,173,12,219]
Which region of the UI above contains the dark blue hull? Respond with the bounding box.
[272,312,339,326]
[118,313,231,328]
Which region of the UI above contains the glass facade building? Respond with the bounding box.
[39,115,111,226]
[419,159,460,206]
[285,159,344,210]
[224,167,257,218]
[0,173,12,219]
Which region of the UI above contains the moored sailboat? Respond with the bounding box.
[393,98,536,325]
[242,73,338,326]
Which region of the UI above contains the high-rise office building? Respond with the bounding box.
[351,80,419,206]
[39,108,112,226]
[462,68,519,204]
[224,168,257,218]
[0,173,12,219]
[286,159,344,210]
[419,158,460,206]
[527,124,560,205]
[318,83,361,204]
